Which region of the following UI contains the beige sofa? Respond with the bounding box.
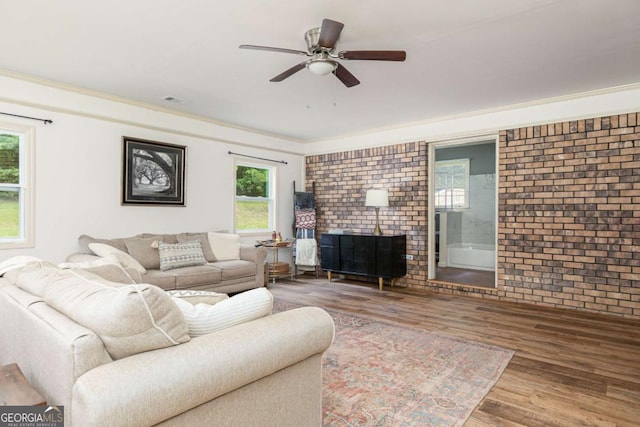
[66,232,268,294]
[0,261,334,427]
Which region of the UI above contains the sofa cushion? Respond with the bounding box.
[139,270,177,290]
[172,265,222,290]
[138,233,178,244]
[88,243,147,274]
[79,234,128,254]
[158,241,207,272]
[11,261,61,297]
[171,287,273,337]
[210,260,256,281]
[43,270,190,360]
[177,233,216,262]
[207,232,240,261]
[166,289,228,305]
[124,237,162,270]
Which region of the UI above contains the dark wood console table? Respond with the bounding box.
[320,233,406,290]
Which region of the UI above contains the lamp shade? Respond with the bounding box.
[365,189,389,207]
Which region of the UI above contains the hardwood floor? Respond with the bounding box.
[268,277,640,426]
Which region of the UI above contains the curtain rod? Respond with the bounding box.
[228,151,287,165]
[0,111,53,124]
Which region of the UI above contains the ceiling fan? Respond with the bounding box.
[239,18,406,88]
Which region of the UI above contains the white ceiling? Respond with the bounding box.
[1,0,639,142]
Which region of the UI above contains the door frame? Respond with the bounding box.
[427,134,500,284]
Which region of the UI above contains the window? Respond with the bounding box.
[0,124,34,248]
[234,162,276,233]
[434,158,469,209]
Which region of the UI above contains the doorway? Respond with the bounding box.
[428,137,498,288]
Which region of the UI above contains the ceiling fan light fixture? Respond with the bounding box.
[307,59,337,76]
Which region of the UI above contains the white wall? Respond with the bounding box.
[0,74,305,262]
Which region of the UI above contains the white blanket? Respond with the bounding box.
[295,239,317,266]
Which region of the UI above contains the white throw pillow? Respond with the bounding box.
[171,287,273,337]
[89,243,147,274]
[207,232,240,261]
[166,289,229,305]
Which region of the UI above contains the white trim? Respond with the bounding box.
[428,134,499,286]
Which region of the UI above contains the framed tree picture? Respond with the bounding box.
[122,137,186,206]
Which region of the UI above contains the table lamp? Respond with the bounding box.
[365,189,389,235]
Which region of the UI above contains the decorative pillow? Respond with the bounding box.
[158,240,207,272]
[171,288,273,337]
[124,237,162,269]
[89,243,147,274]
[166,289,228,305]
[43,270,190,359]
[79,234,128,254]
[207,232,240,261]
[177,233,217,262]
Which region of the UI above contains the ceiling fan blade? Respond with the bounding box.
[239,44,310,56]
[339,50,407,61]
[270,62,307,82]
[333,63,360,88]
[318,19,344,49]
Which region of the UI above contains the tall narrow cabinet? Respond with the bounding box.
[320,233,406,290]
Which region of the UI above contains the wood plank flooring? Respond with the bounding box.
[268,277,640,427]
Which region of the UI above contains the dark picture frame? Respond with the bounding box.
[122,137,186,206]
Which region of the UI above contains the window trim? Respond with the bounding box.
[434,158,470,210]
[0,122,35,249]
[233,160,277,235]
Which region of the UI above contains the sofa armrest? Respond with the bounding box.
[239,244,267,264]
[71,306,334,427]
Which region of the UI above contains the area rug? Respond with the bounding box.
[274,299,514,427]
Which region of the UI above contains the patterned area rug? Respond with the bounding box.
[274,299,514,427]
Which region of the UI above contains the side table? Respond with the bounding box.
[263,241,294,284]
[0,363,46,406]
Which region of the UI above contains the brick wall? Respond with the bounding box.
[305,112,640,319]
[499,113,640,317]
[305,142,428,287]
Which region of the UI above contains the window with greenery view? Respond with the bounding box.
[235,163,275,233]
[0,126,33,247]
[434,158,469,209]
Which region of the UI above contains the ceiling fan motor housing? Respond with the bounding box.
[305,27,325,53]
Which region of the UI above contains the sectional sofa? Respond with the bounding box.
[0,260,334,426]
